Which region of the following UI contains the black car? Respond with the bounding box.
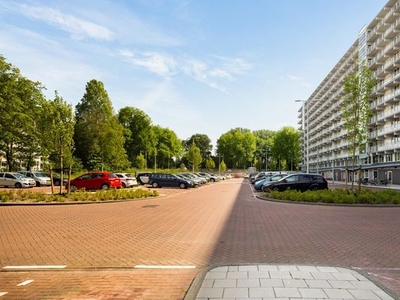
[262,173,328,192]
[148,173,193,189]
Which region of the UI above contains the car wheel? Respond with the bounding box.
[310,185,318,191]
[272,187,279,192]
[179,182,186,189]
[210,178,215,182]
[122,182,127,188]
[152,182,159,188]
[70,184,77,192]
[54,180,60,186]
[36,181,41,187]
[15,182,22,188]
[101,184,109,190]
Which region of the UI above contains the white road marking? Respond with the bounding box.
[0,292,8,297]
[17,280,34,286]
[3,265,67,270]
[134,265,196,269]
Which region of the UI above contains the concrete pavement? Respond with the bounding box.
[191,265,395,300]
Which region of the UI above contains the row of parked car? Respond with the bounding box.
[137,172,230,189]
[0,169,232,191]
[250,171,328,192]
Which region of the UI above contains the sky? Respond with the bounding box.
[0,0,388,151]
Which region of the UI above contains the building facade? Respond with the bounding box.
[298,0,400,184]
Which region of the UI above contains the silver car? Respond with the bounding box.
[18,171,51,187]
[0,172,36,188]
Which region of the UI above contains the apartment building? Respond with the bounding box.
[298,0,400,184]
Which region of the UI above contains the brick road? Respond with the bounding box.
[0,179,399,299]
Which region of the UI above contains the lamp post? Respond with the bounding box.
[295,99,309,173]
[265,148,269,171]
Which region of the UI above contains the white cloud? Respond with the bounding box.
[119,50,177,77]
[3,2,113,41]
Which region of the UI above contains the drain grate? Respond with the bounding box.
[141,204,159,208]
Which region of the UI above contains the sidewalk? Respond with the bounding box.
[189,265,396,300]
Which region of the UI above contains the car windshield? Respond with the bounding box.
[33,172,46,177]
[14,173,25,179]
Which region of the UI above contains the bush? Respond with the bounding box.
[263,188,400,205]
[0,187,159,203]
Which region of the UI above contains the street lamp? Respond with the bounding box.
[295,99,309,173]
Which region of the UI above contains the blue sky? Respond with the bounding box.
[0,0,387,150]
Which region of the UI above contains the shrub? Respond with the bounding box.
[0,187,159,203]
[263,188,399,205]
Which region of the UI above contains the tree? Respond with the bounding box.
[135,153,146,169]
[74,79,129,171]
[187,141,202,172]
[205,156,215,170]
[151,125,182,169]
[39,91,75,193]
[118,107,153,166]
[253,130,275,170]
[342,56,375,190]
[0,55,46,171]
[216,128,256,169]
[185,134,212,167]
[271,127,300,171]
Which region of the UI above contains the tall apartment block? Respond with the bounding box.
[298,0,400,184]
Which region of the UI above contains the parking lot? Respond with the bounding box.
[1,178,399,299]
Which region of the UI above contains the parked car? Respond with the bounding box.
[42,172,68,186]
[18,171,51,187]
[250,172,277,184]
[254,173,287,191]
[179,173,206,185]
[0,172,36,188]
[262,173,328,192]
[197,172,220,182]
[148,173,193,189]
[115,173,138,188]
[67,172,122,191]
[136,172,152,185]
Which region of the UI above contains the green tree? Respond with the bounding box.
[40,91,75,193]
[152,125,182,169]
[0,55,46,171]
[185,134,212,167]
[271,127,300,171]
[216,128,256,169]
[74,79,129,171]
[205,156,215,170]
[253,130,275,170]
[118,107,153,166]
[220,160,227,173]
[187,141,202,172]
[342,56,375,190]
[135,153,146,169]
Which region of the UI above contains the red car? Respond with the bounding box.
[68,172,122,191]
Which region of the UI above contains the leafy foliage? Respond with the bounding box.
[265,188,400,205]
[74,79,129,170]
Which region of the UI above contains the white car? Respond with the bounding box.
[0,172,36,188]
[115,173,138,188]
[18,171,51,187]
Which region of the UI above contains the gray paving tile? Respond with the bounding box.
[299,287,328,298]
[274,287,302,298]
[249,287,274,298]
[223,287,248,298]
[213,279,237,288]
[237,278,260,288]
